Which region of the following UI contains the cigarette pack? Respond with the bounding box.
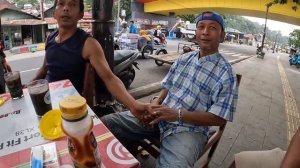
[31,142,59,168]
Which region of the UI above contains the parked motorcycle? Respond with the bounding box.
[114,50,139,88]
[289,55,300,68]
[256,46,265,59]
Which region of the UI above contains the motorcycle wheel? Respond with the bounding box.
[119,68,135,89]
[155,49,168,66]
[141,45,153,59]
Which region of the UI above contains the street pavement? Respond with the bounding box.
[135,51,300,168]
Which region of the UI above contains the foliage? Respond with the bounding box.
[178,14,196,23]
[120,0,131,20]
[288,29,300,48]
[13,0,39,9]
[224,14,288,44]
[272,0,300,11]
[84,0,92,11]
[45,0,54,4]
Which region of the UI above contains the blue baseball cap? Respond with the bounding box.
[195,11,224,31]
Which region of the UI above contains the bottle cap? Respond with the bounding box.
[59,96,87,120]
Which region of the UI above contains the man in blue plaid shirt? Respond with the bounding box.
[102,10,238,168]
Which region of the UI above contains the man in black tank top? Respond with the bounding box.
[32,0,152,120]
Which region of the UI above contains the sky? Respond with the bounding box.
[243,16,300,37]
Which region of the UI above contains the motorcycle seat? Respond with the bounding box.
[114,50,136,66]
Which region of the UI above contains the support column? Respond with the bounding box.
[92,0,115,113]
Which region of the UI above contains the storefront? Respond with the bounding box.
[0,6,43,50]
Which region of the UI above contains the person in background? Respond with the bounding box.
[138,30,151,49]
[0,42,12,94]
[154,25,162,42]
[116,22,128,37]
[128,21,137,34]
[101,10,238,167]
[33,0,149,118]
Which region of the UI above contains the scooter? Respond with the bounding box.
[114,50,139,88]
[256,46,265,59]
[153,33,167,47]
[289,55,300,68]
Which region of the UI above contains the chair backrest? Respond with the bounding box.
[82,62,116,117]
[82,62,95,109]
[195,74,242,168]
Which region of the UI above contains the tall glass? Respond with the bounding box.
[27,79,52,117]
[4,71,24,99]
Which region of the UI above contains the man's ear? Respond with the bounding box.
[220,31,225,43]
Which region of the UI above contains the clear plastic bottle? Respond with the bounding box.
[59,96,101,168]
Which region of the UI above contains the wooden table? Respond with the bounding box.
[0,80,140,168]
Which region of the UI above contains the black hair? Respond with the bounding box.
[54,0,84,12]
[121,22,128,28]
[130,21,134,23]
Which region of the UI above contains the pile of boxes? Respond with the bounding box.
[118,33,139,50]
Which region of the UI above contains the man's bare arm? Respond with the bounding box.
[82,37,143,116]
[281,128,300,168]
[150,89,168,105]
[32,57,47,81]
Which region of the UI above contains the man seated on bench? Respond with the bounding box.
[101,10,239,167]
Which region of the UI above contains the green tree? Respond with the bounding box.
[13,0,39,9]
[178,14,196,23]
[289,29,300,48]
[120,0,131,20]
[45,0,54,4]
[84,0,92,11]
[223,14,288,45]
[272,0,300,11]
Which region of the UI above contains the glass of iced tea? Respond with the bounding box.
[4,71,24,99]
[27,79,52,117]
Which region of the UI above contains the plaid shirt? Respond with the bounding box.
[159,50,238,140]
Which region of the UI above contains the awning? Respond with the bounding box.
[1,19,46,26]
[1,18,93,26]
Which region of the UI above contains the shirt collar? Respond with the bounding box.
[197,51,220,62]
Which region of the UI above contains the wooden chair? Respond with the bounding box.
[138,74,242,168]
[82,62,96,109]
[82,62,119,117]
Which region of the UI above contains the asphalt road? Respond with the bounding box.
[6,39,257,90]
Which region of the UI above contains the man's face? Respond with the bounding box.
[196,20,225,52]
[54,0,83,28]
[129,22,133,26]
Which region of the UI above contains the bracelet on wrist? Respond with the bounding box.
[178,109,183,123]
[150,96,163,104]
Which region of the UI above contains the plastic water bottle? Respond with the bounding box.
[60,96,101,168]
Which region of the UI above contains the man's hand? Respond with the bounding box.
[129,101,152,123]
[148,105,179,125]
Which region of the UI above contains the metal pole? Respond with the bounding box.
[116,0,121,31]
[273,33,278,53]
[0,18,2,48]
[261,2,275,51]
[92,0,115,113]
[40,0,45,42]
[261,5,269,51]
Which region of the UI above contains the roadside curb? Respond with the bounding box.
[230,55,254,65]
[129,55,254,99]
[129,82,161,99]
